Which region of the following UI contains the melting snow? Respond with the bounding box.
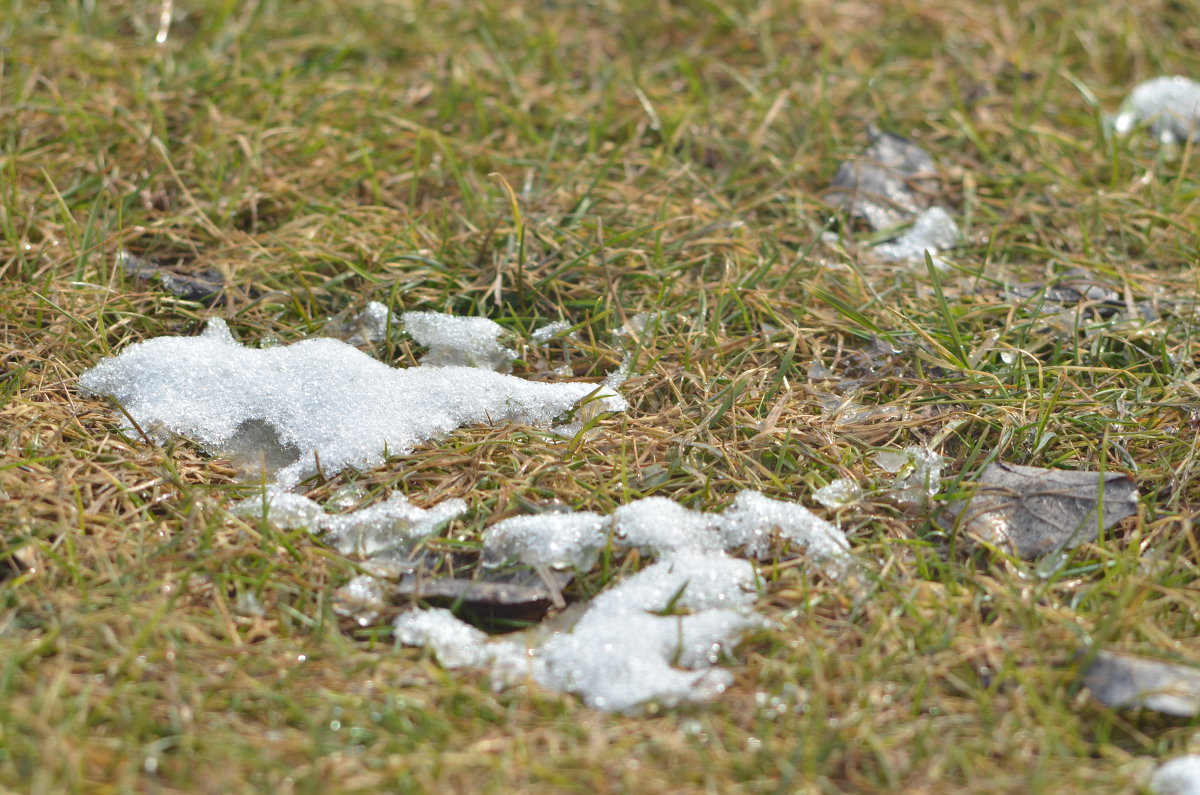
[531,320,574,343]
[234,487,468,559]
[402,310,517,371]
[1151,756,1200,795]
[813,478,863,509]
[871,206,960,266]
[483,511,608,570]
[1113,76,1200,145]
[80,319,625,488]
[876,445,944,504]
[394,490,850,712]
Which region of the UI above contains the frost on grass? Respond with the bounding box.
[399,490,851,712]
[1150,756,1200,795]
[402,310,517,371]
[1113,76,1200,145]
[80,319,625,488]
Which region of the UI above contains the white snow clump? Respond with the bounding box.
[402,310,517,371]
[483,511,608,570]
[397,490,851,712]
[872,206,960,267]
[1151,756,1200,795]
[79,319,625,489]
[233,487,468,559]
[1113,76,1200,145]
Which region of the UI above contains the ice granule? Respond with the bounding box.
[531,320,573,343]
[1113,76,1200,145]
[80,319,623,489]
[233,488,467,558]
[333,574,388,626]
[483,512,608,570]
[871,206,960,265]
[1151,756,1200,795]
[614,312,659,340]
[813,478,863,509]
[348,301,392,345]
[875,445,943,502]
[402,311,516,371]
[232,486,325,529]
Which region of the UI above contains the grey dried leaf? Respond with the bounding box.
[1083,650,1200,717]
[397,566,574,621]
[117,249,225,304]
[944,463,1138,559]
[1006,273,1122,316]
[828,127,940,231]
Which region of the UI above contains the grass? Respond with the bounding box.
[3,0,1200,791]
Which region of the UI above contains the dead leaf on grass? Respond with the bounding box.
[117,248,225,304]
[943,463,1138,559]
[1083,650,1200,717]
[397,565,575,621]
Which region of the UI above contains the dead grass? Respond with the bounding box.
[4,0,1200,791]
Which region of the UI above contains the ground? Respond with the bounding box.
[3,0,1200,792]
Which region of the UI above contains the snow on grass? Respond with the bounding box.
[79,318,625,489]
[401,310,517,371]
[1113,76,1200,145]
[396,491,851,712]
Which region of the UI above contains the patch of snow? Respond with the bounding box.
[483,512,608,570]
[872,206,960,266]
[1113,76,1200,145]
[718,490,851,562]
[233,487,325,529]
[828,128,940,231]
[402,490,851,712]
[1151,756,1200,795]
[80,319,624,489]
[402,311,516,371]
[531,320,573,344]
[613,497,723,556]
[234,487,467,559]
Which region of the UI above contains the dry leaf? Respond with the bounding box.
[944,463,1138,559]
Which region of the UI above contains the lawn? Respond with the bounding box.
[3,0,1200,791]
